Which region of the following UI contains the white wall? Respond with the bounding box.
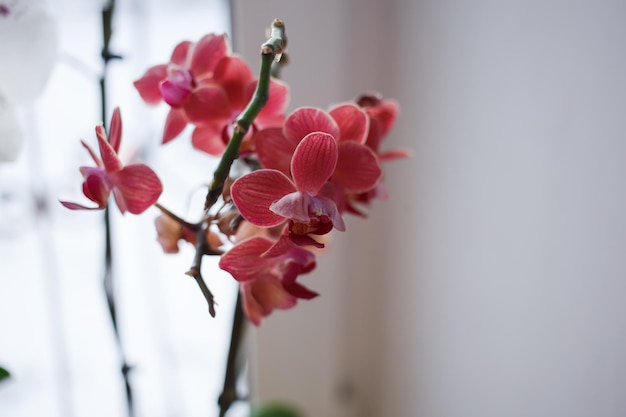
[235,1,626,417]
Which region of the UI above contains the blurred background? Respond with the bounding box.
[2,0,626,417]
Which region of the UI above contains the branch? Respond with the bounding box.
[204,18,287,211]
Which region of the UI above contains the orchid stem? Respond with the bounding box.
[100,1,134,417]
[204,18,287,211]
[218,292,246,417]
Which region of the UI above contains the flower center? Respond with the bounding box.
[159,65,194,107]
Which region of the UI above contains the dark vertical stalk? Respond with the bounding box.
[218,292,247,417]
[100,1,134,416]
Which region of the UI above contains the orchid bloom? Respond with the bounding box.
[254,106,383,215]
[219,236,317,325]
[134,33,288,155]
[61,108,163,214]
[231,132,345,248]
[342,93,410,214]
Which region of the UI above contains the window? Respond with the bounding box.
[0,1,247,416]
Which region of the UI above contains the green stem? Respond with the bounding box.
[204,18,287,211]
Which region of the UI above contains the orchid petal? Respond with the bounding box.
[368,98,399,137]
[291,132,337,195]
[160,77,191,108]
[240,277,297,326]
[170,40,192,66]
[108,107,122,153]
[183,85,232,126]
[231,170,296,227]
[133,64,167,105]
[254,127,295,176]
[96,126,122,172]
[283,281,319,300]
[191,124,227,155]
[333,142,382,192]
[284,107,339,145]
[270,192,311,223]
[190,33,230,78]
[110,164,163,214]
[289,233,325,249]
[162,108,188,144]
[78,167,110,207]
[329,103,369,144]
[213,55,254,110]
[315,195,345,231]
[219,237,275,282]
[59,201,104,211]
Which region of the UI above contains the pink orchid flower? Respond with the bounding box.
[254,106,383,216]
[255,106,382,193]
[219,236,317,325]
[134,33,288,155]
[343,93,411,214]
[231,132,345,248]
[61,108,163,214]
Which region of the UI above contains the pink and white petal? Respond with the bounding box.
[284,107,339,145]
[219,236,275,282]
[255,127,294,176]
[315,195,345,231]
[190,33,230,78]
[170,40,192,66]
[333,142,382,192]
[162,108,188,144]
[291,132,337,195]
[183,85,232,126]
[257,78,290,118]
[329,103,369,144]
[111,164,163,215]
[133,64,167,105]
[231,169,296,227]
[191,124,227,155]
[96,127,123,172]
[270,191,311,223]
[108,107,122,153]
[213,55,254,110]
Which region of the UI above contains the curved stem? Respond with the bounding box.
[204,19,287,211]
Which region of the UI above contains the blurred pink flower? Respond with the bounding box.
[61,108,163,214]
[134,33,288,155]
[219,236,317,325]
